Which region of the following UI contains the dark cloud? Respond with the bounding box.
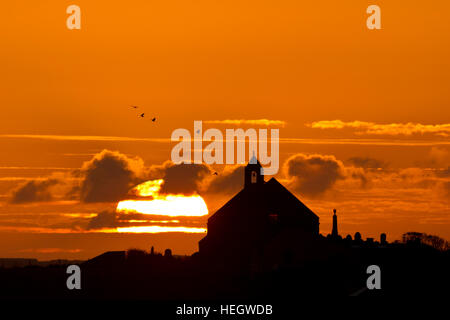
[152,161,211,195]
[77,150,148,203]
[10,179,59,204]
[351,170,369,188]
[347,156,387,169]
[207,165,245,195]
[284,154,345,196]
[436,166,450,178]
[86,210,118,230]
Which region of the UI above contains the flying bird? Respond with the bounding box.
[140,113,145,118]
[131,105,138,109]
[213,172,218,175]
[152,117,157,122]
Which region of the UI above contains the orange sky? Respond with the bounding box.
[0,1,449,260]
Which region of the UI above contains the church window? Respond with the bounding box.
[251,171,257,183]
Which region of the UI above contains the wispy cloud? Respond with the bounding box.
[0,166,75,170]
[280,138,450,146]
[308,120,450,137]
[1,134,449,147]
[0,134,169,143]
[204,119,286,127]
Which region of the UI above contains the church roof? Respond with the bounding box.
[208,177,318,223]
[264,178,318,220]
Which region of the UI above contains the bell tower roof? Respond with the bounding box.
[244,154,264,188]
[248,152,260,166]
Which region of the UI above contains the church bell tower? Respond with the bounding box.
[244,154,264,188]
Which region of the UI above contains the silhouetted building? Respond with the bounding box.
[199,157,320,265]
[164,249,172,258]
[354,232,362,242]
[83,251,126,267]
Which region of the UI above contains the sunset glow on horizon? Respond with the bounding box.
[116,226,206,234]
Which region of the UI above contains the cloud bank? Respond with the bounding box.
[308,120,450,137]
[7,149,449,208]
[10,179,59,204]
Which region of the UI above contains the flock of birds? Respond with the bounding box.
[131,105,157,122]
[130,105,218,176]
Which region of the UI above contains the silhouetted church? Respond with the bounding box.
[199,156,320,266]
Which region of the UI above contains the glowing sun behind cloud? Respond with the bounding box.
[116,179,209,218]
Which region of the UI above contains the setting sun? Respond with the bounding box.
[116,179,209,218]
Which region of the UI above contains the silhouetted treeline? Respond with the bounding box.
[401,232,450,251]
